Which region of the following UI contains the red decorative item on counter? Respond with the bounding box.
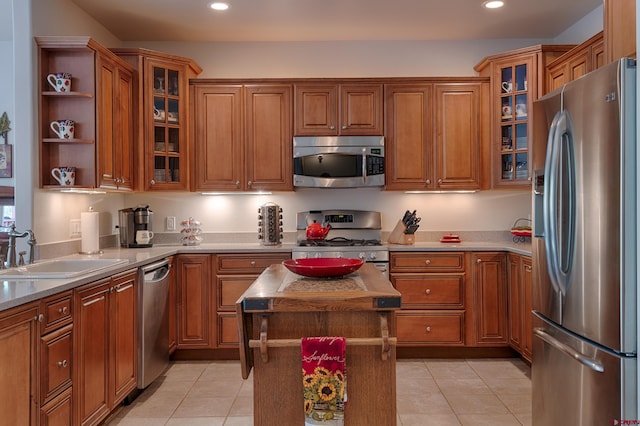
[283,258,364,278]
[440,234,462,243]
[306,220,332,240]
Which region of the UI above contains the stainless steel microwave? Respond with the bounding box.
[293,136,385,188]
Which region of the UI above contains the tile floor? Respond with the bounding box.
[107,358,531,426]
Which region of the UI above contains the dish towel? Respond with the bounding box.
[302,337,346,425]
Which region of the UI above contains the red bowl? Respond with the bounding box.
[282,258,364,278]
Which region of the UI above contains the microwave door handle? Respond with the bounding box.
[362,149,367,184]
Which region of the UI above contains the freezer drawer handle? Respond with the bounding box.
[534,328,605,373]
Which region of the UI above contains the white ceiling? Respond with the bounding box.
[66,0,602,43]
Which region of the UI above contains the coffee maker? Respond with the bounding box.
[118,205,154,248]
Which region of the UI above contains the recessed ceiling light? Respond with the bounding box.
[210,2,229,11]
[482,0,505,9]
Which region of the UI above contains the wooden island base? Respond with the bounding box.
[237,264,402,426]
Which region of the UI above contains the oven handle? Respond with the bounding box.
[362,148,367,184]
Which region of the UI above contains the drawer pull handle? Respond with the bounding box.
[58,360,68,368]
[250,261,256,266]
[424,259,431,265]
[425,289,431,295]
[476,258,481,264]
[425,326,431,333]
[58,306,68,314]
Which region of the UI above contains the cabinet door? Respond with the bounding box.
[244,84,293,191]
[75,279,111,426]
[339,84,383,135]
[471,252,508,346]
[110,271,137,406]
[0,303,39,426]
[507,254,522,351]
[521,256,533,361]
[192,85,244,191]
[384,84,434,190]
[146,59,189,190]
[294,84,338,136]
[97,56,135,191]
[546,63,568,92]
[434,83,482,190]
[177,254,213,348]
[604,0,636,62]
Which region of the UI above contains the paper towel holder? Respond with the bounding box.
[79,207,103,255]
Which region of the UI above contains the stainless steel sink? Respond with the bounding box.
[0,258,129,279]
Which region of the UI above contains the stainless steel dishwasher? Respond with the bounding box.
[138,258,171,389]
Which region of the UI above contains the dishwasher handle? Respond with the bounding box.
[141,258,171,283]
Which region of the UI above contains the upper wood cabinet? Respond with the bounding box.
[294,83,383,136]
[191,83,293,192]
[604,0,636,63]
[112,48,202,192]
[475,45,574,189]
[546,32,605,92]
[384,80,488,191]
[37,37,136,191]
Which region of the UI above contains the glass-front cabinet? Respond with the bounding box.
[497,60,531,185]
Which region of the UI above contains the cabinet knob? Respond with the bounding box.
[58,306,68,314]
[329,125,335,130]
[247,181,252,188]
[476,258,482,264]
[341,125,347,129]
[425,179,431,185]
[525,265,532,272]
[438,179,443,184]
[250,260,256,266]
[58,360,68,368]
[425,289,431,295]
[235,181,240,187]
[425,326,431,333]
[424,259,431,265]
[36,314,44,323]
[150,179,156,185]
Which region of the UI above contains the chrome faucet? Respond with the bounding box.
[7,225,37,268]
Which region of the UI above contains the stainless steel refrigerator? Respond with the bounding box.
[531,58,637,425]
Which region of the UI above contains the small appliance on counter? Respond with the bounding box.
[118,205,154,248]
[258,202,283,246]
[180,217,202,246]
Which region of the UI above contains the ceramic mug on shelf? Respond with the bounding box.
[136,230,154,244]
[501,81,512,93]
[515,103,527,117]
[501,105,512,118]
[50,119,75,139]
[153,107,165,121]
[47,72,72,92]
[51,166,76,186]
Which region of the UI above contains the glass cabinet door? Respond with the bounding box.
[149,63,185,189]
[497,62,531,185]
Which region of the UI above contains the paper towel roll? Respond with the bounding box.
[81,210,100,254]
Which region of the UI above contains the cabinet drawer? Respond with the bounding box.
[215,253,291,274]
[393,274,464,308]
[217,312,239,346]
[390,252,465,273]
[40,386,72,426]
[218,276,255,310]
[40,324,73,403]
[396,311,464,345]
[40,292,73,335]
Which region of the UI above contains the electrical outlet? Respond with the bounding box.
[70,219,81,238]
[166,216,176,231]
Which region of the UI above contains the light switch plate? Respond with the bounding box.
[70,219,81,238]
[166,216,176,231]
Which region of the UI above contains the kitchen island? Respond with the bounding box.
[236,263,401,425]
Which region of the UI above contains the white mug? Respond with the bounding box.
[153,107,165,121]
[136,230,154,244]
[50,119,75,139]
[501,81,512,93]
[51,167,76,186]
[502,105,512,118]
[515,103,527,117]
[47,72,72,92]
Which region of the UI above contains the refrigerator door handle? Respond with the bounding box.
[543,111,563,294]
[534,328,605,373]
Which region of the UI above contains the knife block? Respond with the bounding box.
[387,220,414,245]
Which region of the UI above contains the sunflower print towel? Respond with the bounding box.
[302,337,346,424]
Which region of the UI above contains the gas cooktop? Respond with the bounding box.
[297,237,383,247]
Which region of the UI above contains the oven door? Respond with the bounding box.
[293,146,384,188]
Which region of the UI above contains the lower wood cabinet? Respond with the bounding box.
[176,254,213,348]
[390,251,467,346]
[507,253,533,361]
[470,252,508,346]
[40,387,73,426]
[0,302,39,426]
[74,269,138,426]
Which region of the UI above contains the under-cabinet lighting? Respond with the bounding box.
[404,190,478,194]
[201,191,273,196]
[482,0,505,9]
[59,189,107,194]
[210,2,229,11]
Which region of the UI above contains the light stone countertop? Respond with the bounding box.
[0,239,530,313]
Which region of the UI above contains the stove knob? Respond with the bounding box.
[314,252,322,259]
[369,252,377,260]
[336,252,343,258]
[358,252,366,260]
